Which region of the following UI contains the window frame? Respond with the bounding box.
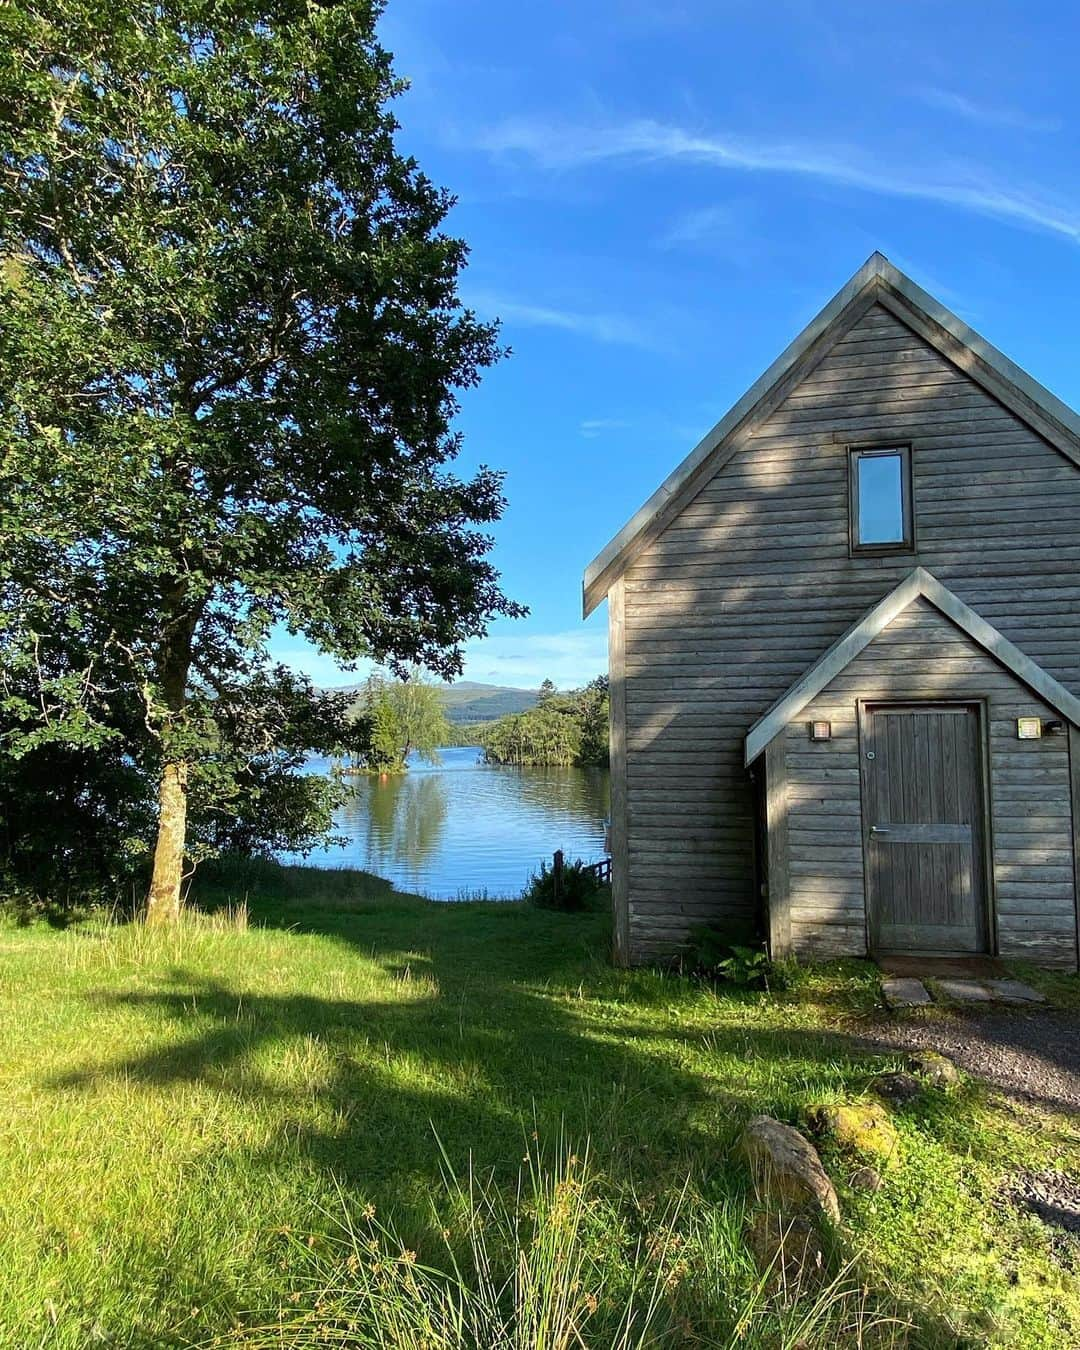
[847,443,915,556]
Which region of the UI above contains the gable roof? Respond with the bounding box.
[744,567,1080,766]
[583,252,1080,617]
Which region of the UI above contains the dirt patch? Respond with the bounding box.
[858,1007,1080,1114]
[1004,1169,1080,1234]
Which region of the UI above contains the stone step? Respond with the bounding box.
[881,976,932,1009]
[881,973,1046,1007]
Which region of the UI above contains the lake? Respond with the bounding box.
[290,746,611,900]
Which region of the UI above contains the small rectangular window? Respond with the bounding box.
[849,446,913,552]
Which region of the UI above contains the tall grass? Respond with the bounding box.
[53,901,250,975]
[222,1135,911,1350]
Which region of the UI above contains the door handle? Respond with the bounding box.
[870,826,891,835]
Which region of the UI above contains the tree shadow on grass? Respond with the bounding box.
[44,899,1046,1347]
[50,892,1048,1191]
[53,962,722,1196]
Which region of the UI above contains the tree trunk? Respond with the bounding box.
[145,602,196,925]
[146,758,188,924]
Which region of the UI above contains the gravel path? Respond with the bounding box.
[858,1007,1080,1114]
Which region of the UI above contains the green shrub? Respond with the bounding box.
[687,925,784,991]
[0,883,90,929]
[523,856,608,911]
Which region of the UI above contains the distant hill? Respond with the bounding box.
[439,681,539,724]
[331,679,538,725]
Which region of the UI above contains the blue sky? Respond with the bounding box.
[271,0,1080,691]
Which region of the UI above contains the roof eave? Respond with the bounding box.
[582,253,1080,617]
[743,568,1080,766]
[581,251,891,617]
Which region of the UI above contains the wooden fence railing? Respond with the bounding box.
[552,849,612,896]
[581,857,612,884]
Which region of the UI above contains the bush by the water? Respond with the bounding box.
[523,855,608,911]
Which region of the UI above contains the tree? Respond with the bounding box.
[385,669,450,765]
[361,676,404,775]
[0,0,523,920]
[478,676,609,767]
[578,675,610,767]
[0,625,359,912]
[538,678,557,704]
[353,668,449,772]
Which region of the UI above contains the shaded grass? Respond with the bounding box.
[0,860,1076,1346]
[1007,960,1080,1011]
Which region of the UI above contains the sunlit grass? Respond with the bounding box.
[0,861,1076,1347]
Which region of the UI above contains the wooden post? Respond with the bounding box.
[608,577,630,964]
[553,849,564,903]
[764,736,792,959]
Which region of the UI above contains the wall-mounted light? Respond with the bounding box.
[1044,719,1067,737]
[1017,717,1042,740]
[808,720,832,742]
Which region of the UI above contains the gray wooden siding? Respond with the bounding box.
[608,578,630,965]
[785,599,1076,967]
[621,301,1080,963]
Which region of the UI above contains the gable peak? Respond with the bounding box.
[583,256,1080,617]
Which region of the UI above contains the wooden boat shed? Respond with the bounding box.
[585,254,1080,969]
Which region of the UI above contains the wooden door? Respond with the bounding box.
[863,704,989,954]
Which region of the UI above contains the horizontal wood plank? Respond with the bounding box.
[616,300,1079,966]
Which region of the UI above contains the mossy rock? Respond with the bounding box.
[872,1070,922,1104]
[746,1210,827,1292]
[740,1114,841,1224]
[806,1101,900,1167]
[908,1049,961,1087]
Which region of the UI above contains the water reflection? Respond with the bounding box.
[355,770,449,872]
[291,746,610,900]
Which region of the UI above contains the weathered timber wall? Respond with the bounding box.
[620,302,1080,963]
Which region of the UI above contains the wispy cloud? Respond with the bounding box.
[579,417,631,438]
[470,117,1080,244]
[460,628,608,688]
[270,628,608,693]
[659,201,743,248]
[467,290,659,350]
[914,87,1061,134]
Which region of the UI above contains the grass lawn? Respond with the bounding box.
[0,860,1077,1348]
